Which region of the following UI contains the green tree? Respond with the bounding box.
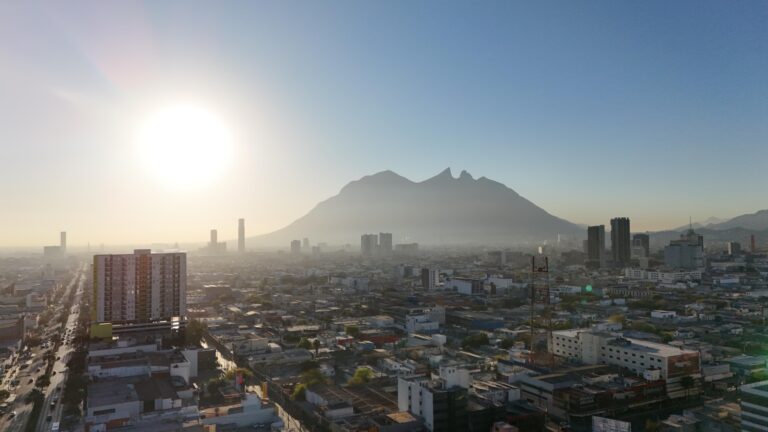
[297,337,312,350]
[185,319,207,346]
[0,389,9,401]
[608,314,625,324]
[224,367,254,380]
[300,368,326,386]
[345,325,360,338]
[499,337,516,350]
[36,374,51,389]
[348,367,374,386]
[462,333,490,350]
[291,383,307,400]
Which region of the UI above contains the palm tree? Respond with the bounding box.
[312,339,320,356]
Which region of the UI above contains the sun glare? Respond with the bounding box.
[136,105,233,189]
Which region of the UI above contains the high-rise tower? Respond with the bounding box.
[610,217,631,267]
[93,249,186,323]
[60,231,67,254]
[586,225,605,268]
[238,218,245,253]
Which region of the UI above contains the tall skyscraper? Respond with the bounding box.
[238,218,245,253]
[210,229,218,246]
[751,234,757,253]
[586,225,605,268]
[290,239,301,255]
[60,231,67,254]
[93,249,186,323]
[302,237,310,250]
[361,234,378,257]
[632,233,650,257]
[379,232,393,255]
[610,217,631,267]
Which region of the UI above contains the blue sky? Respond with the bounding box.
[0,1,766,246]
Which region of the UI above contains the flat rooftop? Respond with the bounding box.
[88,378,140,407]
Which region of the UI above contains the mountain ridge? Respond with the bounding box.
[250,168,580,246]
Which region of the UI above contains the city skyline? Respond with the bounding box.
[1,1,766,246]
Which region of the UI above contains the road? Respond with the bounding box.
[0,262,85,432]
[34,264,86,432]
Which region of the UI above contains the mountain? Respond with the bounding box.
[706,209,768,231]
[671,216,728,231]
[251,168,581,247]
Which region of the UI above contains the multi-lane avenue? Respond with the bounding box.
[34,266,86,432]
[0,262,86,432]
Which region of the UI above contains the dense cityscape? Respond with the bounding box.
[2,2,766,432]
[0,209,767,431]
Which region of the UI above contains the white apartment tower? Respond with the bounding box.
[92,249,186,323]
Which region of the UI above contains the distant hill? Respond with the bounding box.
[705,209,768,231]
[656,209,768,247]
[250,168,581,247]
[670,216,728,231]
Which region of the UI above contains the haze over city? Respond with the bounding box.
[2,2,768,432]
[1,1,767,247]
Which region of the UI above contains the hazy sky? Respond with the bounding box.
[1,1,766,247]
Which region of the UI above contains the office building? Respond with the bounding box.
[727,241,741,256]
[93,249,186,323]
[379,232,393,255]
[290,240,301,255]
[395,243,419,254]
[421,268,438,291]
[550,329,701,398]
[43,231,65,257]
[751,234,757,253]
[238,218,245,253]
[632,233,650,257]
[206,229,226,254]
[610,217,631,267]
[586,225,606,268]
[664,228,704,269]
[302,237,310,250]
[60,231,67,254]
[361,234,378,257]
[740,380,768,432]
[398,375,468,432]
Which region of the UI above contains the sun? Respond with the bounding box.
[136,105,233,189]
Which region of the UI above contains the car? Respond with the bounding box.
[9,410,16,418]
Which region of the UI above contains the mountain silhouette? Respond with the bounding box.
[251,168,581,247]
